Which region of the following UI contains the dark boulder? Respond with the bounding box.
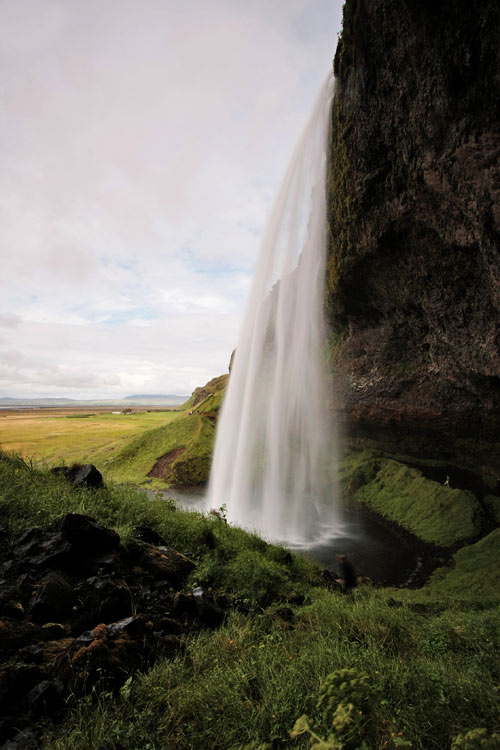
[54,615,176,694]
[174,588,225,628]
[134,524,166,546]
[51,464,103,489]
[27,573,76,624]
[192,587,225,627]
[23,679,65,716]
[11,527,71,572]
[126,541,194,590]
[62,514,120,555]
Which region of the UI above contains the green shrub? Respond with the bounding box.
[451,728,500,750]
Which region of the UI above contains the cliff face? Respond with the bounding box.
[327,0,500,475]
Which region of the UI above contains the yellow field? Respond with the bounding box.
[0,407,182,469]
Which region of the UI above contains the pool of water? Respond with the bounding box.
[155,487,434,588]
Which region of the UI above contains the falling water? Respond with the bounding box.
[208,74,339,545]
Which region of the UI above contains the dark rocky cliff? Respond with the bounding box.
[327,0,500,476]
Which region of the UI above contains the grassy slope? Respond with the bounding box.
[1,451,499,750]
[105,375,228,486]
[340,452,485,546]
[105,412,215,486]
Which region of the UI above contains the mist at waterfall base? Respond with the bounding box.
[208,74,339,548]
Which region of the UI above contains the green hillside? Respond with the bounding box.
[104,374,228,486]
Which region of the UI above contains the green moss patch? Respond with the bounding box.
[341,453,483,547]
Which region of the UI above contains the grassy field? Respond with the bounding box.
[1,451,499,750]
[0,407,182,470]
[0,377,228,487]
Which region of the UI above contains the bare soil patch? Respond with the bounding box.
[148,446,186,478]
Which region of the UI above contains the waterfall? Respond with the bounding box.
[208,74,339,545]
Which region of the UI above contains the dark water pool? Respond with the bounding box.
[155,487,438,588]
[294,505,430,588]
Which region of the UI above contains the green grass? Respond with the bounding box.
[1,450,499,750]
[340,453,483,547]
[0,409,181,470]
[38,589,500,750]
[182,374,228,413]
[105,412,216,486]
[421,528,500,600]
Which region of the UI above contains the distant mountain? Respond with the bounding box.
[0,395,188,407]
[0,397,76,405]
[123,395,186,400]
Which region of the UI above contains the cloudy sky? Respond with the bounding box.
[1,0,343,400]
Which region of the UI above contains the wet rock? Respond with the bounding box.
[0,600,24,621]
[41,622,68,640]
[39,637,74,667]
[174,589,225,628]
[11,528,71,572]
[16,643,44,664]
[8,664,45,706]
[127,541,194,590]
[134,524,166,546]
[192,587,225,627]
[0,619,44,658]
[154,616,183,636]
[173,592,197,620]
[51,464,103,489]
[72,575,133,628]
[54,616,158,694]
[316,569,343,591]
[107,614,152,637]
[27,573,76,624]
[0,514,221,734]
[0,725,40,750]
[329,0,500,475]
[62,514,120,555]
[23,679,65,716]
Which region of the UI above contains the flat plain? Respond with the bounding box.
[0,407,181,469]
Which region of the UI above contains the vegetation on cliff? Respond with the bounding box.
[340,453,486,547]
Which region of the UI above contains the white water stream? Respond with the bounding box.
[207,74,339,545]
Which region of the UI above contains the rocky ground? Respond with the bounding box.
[0,509,226,750]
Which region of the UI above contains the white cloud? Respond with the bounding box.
[0,0,343,398]
[0,314,21,328]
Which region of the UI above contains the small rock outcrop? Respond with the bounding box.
[50,463,103,489]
